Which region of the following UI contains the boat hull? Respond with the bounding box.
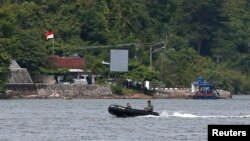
[192,95,218,99]
[192,93,218,99]
[108,105,159,117]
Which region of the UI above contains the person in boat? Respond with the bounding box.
[126,103,132,109]
[197,76,203,93]
[202,86,207,94]
[144,100,154,112]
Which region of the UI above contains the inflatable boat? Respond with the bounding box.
[108,104,159,117]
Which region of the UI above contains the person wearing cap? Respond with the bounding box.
[144,100,154,112]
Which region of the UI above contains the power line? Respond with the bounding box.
[73,43,134,49]
[72,41,164,50]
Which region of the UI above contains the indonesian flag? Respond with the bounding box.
[45,31,54,40]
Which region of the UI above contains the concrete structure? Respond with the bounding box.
[31,74,55,84]
[8,60,33,83]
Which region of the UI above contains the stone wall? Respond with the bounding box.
[37,84,112,97]
[5,84,112,98]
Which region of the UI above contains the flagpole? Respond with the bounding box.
[52,38,55,56]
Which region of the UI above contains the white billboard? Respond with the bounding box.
[110,49,128,72]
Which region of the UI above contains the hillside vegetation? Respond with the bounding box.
[1,0,250,93]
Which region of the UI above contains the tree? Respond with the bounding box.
[0,3,15,92]
[126,60,159,82]
[172,0,227,55]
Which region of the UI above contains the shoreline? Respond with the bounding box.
[1,92,190,99]
[1,87,233,99]
[1,93,236,100]
[7,93,155,100]
[4,84,232,99]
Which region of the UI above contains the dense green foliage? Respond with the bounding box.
[111,85,135,95]
[0,4,13,92]
[1,0,250,93]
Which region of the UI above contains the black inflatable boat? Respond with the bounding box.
[108,104,159,117]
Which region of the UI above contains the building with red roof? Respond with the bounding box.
[46,56,95,84]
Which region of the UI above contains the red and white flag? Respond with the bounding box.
[45,31,54,40]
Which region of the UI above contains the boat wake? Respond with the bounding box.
[139,111,250,119]
[171,112,250,119]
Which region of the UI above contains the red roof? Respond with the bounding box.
[48,56,86,69]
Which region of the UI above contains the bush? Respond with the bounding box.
[111,85,135,95]
[66,76,75,84]
[96,79,107,85]
[111,85,123,95]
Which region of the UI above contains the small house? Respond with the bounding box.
[48,56,94,84]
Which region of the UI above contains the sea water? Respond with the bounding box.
[0,95,250,141]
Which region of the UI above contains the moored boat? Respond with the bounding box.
[191,80,220,99]
[108,104,159,117]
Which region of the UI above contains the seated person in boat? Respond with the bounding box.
[202,86,210,94]
[126,103,132,109]
[144,100,154,112]
[202,86,207,94]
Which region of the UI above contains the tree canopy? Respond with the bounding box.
[1,0,250,93]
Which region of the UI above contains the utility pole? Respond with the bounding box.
[150,46,152,71]
[134,40,140,60]
[52,38,55,56]
[160,52,164,80]
[150,44,166,71]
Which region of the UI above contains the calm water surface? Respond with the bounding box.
[1,95,250,141]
